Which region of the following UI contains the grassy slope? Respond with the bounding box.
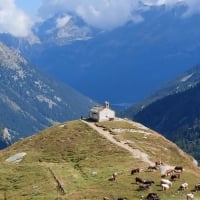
[0,119,199,200]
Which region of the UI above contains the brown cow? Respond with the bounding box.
[131,168,140,175]
[135,177,143,184]
[170,173,180,181]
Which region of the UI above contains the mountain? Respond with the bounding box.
[32,13,95,46]
[127,65,200,163]
[123,65,200,117]
[2,4,200,106]
[0,42,96,147]
[0,118,199,199]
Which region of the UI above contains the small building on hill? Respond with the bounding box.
[89,101,115,122]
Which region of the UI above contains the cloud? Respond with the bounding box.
[182,0,200,16]
[38,0,143,30]
[0,0,33,37]
[38,0,200,30]
[0,0,199,38]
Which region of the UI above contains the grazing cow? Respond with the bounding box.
[148,166,157,171]
[117,198,128,200]
[108,172,117,181]
[179,182,188,190]
[131,168,140,175]
[195,183,200,191]
[186,193,194,200]
[170,173,180,181]
[113,172,117,178]
[174,166,183,173]
[138,183,151,190]
[135,177,144,184]
[161,179,172,187]
[146,193,160,200]
[143,179,155,185]
[161,183,170,191]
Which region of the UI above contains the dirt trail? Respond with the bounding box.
[82,119,154,166]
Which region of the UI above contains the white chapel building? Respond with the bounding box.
[89,101,115,122]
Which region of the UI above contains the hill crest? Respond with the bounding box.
[0,118,200,199]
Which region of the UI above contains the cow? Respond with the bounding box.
[161,178,172,187]
[143,179,155,185]
[135,177,144,184]
[155,161,164,166]
[103,197,110,200]
[146,193,160,200]
[108,172,117,181]
[186,193,194,200]
[161,183,170,191]
[113,172,117,179]
[195,183,200,191]
[148,166,157,171]
[170,173,180,181]
[131,168,140,175]
[174,166,183,173]
[179,182,188,190]
[138,183,151,190]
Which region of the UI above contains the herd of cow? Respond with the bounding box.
[103,162,200,200]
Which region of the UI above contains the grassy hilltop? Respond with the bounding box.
[0,119,199,200]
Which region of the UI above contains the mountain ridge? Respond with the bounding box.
[0,42,96,146]
[123,64,200,117]
[128,66,200,163]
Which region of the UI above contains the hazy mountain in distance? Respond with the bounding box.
[123,65,200,117]
[0,42,96,147]
[1,4,200,107]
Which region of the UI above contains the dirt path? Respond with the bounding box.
[82,119,154,166]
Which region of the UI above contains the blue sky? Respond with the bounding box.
[15,0,42,17]
[0,0,200,38]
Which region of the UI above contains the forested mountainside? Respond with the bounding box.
[123,65,200,118]
[0,42,95,147]
[0,119,199,199]
[133,81,200,163]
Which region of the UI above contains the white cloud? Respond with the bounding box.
[182,0,200,16]
[38,0,200,30]
[1,0,200,37]
[0,0,33,37]
[39,0,142,30]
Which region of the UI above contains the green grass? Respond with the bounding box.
[0,119,199,199]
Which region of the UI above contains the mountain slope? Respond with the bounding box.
[0,42,96,146]
[133,80,200,163]
[0,119,199,200]
[123,65,200,117]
